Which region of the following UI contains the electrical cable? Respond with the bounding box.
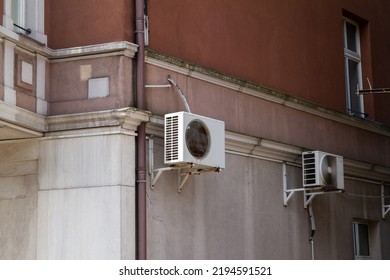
[167,75,192,113]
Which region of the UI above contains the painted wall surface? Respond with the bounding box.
[147,138,387,259]
[0,133,136,260]
[147,0,390,126]
[1,0,389,261]
[37,133,136,259]
[145,63,390,168]
[0,141,39,259]
[145,58,390,259]
[49,55,133,115]
[47,0,134,49]
[0,41,3,101]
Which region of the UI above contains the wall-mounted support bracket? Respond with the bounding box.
[283,162,312,206]
[148,135,221,193]
[282,162,342,208]
[304,190,321,208]
[151,165,192,193]
[382,184,390,219]
[303,189,342,208]
[151,164,221,193]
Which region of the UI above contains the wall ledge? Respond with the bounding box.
[146,114,390,183]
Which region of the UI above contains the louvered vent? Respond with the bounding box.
[165,115,179,161]
[303,152,317,186]
[302,151,344,190]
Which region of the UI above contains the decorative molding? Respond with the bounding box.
[47,41,138,63]
[14,49,36,95]
[46,107,150,133]
[146,114,390,183]
[0,26,139,61]
[0,101,46,132]
[0,103,151,140]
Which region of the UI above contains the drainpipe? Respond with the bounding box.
[135,0,147,260]
[307,205,316,260]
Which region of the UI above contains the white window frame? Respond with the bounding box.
[352,221,371,259]
[3,0,47,44]
[343,18,364,117]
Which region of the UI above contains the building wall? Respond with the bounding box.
[49,54,134,115]
[144,56,390,259]
[146,136,386,259]
[0,141,39,259]
[144,56,390,168]
[147,0,390,126]
[0,40,3,101]
[37,132,136,259]
[0,0,389,260]
[47,0,134,49]
[0,38,48,116]
[0,108,145,260]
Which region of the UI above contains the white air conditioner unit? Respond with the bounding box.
[164,111,225,169]
[302,151,344,190]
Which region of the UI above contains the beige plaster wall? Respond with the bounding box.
[0,132,137,260]
[0,141,39,259]
[146,137,387,259]
[37,133,136,259]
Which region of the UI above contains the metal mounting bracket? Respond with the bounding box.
[151,164,221,193]
[382,184,390,219]
[151,164,192,193]
[148,135,221,193]
[303,189,342,208]
[283,162,308,206]
[282,162,342,208]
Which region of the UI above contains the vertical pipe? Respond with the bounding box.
[136,123,147,260]
[135,0,147,260]
[307,205,316,260]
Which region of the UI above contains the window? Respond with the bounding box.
[11,0,25,30]
[3,0,47,44]
[352,221,370,259]
[343,19,364,117]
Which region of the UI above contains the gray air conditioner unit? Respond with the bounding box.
[302,151,344,190]
[164,111,225,169]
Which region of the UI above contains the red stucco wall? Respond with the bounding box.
[147,0,390,126]
[47,0,134,49]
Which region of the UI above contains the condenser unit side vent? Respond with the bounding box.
[165,115,180,162]
[303,152,317,186]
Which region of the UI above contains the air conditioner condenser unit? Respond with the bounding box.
[302,151,344,190]
[164,111,225,169]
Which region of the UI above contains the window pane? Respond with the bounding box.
[347,59,362,114]
[353,222,370,257]
[12,0,21,25]
[346,21,357,52]
[357,224,370,256]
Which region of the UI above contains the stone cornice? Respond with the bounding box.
[0,26,138,60]
[48,41,138,62]
[0,101,46,132]
[146,114,390,183]
[46,108,150,132]
[0,104,150,140]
